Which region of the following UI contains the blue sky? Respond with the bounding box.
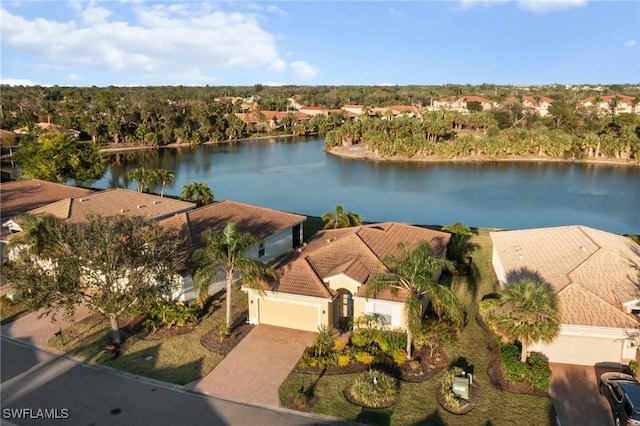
[1,1,638,87]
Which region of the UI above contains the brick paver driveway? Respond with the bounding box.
[186,325,315,407]
[550,363,619,426]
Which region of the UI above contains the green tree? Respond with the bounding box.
[181,182,215,207]
[154,169,176,197]
[485,279,560,362]
[4,214,185,345]
[193,222,273,326]
[127,167,153,193]
[442,222,475,265]
[321,204,362,229]
[366,241,461,359]
[15,133,107,183]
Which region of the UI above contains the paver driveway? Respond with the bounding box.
[186,325,315,407]
[550,363,619,426]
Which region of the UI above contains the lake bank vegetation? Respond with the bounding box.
[1,84,639,165]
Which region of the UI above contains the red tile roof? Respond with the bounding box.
[580,94,636,105]
[261,223,451,302]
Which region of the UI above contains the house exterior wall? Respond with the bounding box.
[326,275,360,295]
[492,246,508,286]
[356,297,407,330]
[244,288,330,332]
[529,325,637,366]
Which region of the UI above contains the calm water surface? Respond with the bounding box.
[94,137,640,235]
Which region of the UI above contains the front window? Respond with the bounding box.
[258,242,265,258]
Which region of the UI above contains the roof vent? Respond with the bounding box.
[120,208,125,213]
[137,204,144,209]
[518,255,524,260]
[580,246,587,252]
[79,198,85,202]
[153,201,159,205]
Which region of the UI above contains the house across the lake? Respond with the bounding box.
[491,225,640,367]
[243,222,451,332]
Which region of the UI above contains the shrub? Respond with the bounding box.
[333,339,346,352]
[499,343,551,390]
[145,300,199,329]
[415,318,459,357]
[393,348,408,365]
[1,296,14,307]
[338,354,352,367]
[349,370,399,408]
[354,351,375,365]
[478,297,500,317]
[630,360,639,375]
[313,326,334,357]
[350,328,375,348]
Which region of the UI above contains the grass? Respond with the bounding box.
[279,228,557,425]
[47,284,248,385]
[1,297,31,325]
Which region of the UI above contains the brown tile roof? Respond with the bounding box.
[505,96,554,104]
[27,188,195,225]
[1,179,94,220]
[263,223,451,303]
[491,226,640,329]
[440,95,492,104]
[580,94,636,105]
[159,199,306,253]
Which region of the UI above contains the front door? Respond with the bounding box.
[335,289,353,330]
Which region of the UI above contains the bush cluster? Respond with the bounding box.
[141,300,199,332]
[349,370,399,408]
[439,366,466,410]
[499,343,552,390]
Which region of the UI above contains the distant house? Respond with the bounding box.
[579,94,638,115]
[341,104,363,115]
[298,106,330,116]
[491,225,640,367]
[159,200,306,301]
[434,96,493,113]
[504,95,555,116]
[243,222,451,332]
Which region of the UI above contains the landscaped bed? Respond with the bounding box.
[279,228,557,425]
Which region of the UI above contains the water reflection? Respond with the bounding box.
[92,138,640,234]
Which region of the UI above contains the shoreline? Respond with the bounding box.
[326,145,640,167]
[99,135,639,167]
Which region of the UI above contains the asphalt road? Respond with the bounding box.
[1,337,352,426]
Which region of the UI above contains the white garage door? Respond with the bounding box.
[538,334,625,366]
[258,298,320,332]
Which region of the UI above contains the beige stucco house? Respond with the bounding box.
[159,200,306,301]
[491,225,640,366]
[579,94,638,115]
[243,222,451,332]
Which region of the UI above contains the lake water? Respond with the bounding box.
[94,137,640,235]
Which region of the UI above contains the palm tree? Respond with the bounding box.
[366,241,461,359]
[127,167,151,192]
[155,169,175,197]
[181,182,214,207]
[321,204,362,229]
[8,214,69,258]
[486,279,560,363]
[193,222,273,326]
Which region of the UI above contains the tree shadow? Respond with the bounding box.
[449,356,474,376]
[408,408,447,426]
[355,406,393,426]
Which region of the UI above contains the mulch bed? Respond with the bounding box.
[476,312,549,397]
[436,378,481,415]
[292,346,448,383]
[343,385,399,409]
[200,317,254,355]
[120,315,198,341]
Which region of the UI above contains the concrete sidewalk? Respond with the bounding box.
[1,304,90,349]
[186,325,314,407]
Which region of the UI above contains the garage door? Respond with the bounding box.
[538,334,625,366]
[258,298,320,332]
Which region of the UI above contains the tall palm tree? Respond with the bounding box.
[154,169,175,197]
[127,167,151,192]
[181,182,214,207]
[321,204,362,229]
[486,279,560,363]
[193,222,273,326]
[366,241,461,359]
[8,214,69,258]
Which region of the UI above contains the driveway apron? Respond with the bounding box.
[550,363,619,426]
[186,325,314,407]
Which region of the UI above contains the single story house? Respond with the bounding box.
[243,222,451,332]
[504,95,555,116]
[434,95,493,113]
[491,225,640,366]
[159,200,306,301]
[579,94,638,115]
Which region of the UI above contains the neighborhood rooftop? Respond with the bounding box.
[491,225,640,329]
[262,222,451,302]
[26,188,196,225]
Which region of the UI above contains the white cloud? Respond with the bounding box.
[379,82,396,86]
[266,5,288,17]
[0,77,37,86]
[625,39,638,48]
[456,0,586,13]
[517,0,587,14]
[263,81,283,86]
[290,61,317,80]
[0,3,305,85]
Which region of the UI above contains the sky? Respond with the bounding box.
[1,0,638,87]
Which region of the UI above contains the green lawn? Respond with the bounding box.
[279,228,556,426]
[48,284,247,385]
[1,297,31,325]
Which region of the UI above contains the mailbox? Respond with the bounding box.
[452,376,470,400]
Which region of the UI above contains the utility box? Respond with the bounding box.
[452,376,470,400]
